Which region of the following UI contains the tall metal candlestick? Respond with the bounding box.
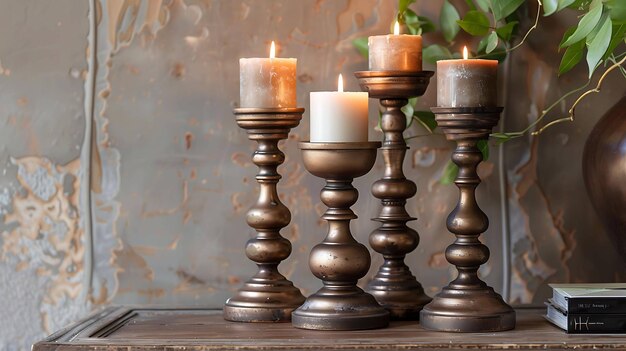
[292,141,389,330]
[355,71,433,319]
[420,107,515,332]
[224,107,306,323]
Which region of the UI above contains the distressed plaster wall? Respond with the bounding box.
[0,0,624,349]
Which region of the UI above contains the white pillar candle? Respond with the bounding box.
[368,21,422,72]
[240,41,297,108]
[310,74,369,142]
[437,46,498,107]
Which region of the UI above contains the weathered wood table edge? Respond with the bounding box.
[33,306,626,351]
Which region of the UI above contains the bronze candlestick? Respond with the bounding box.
[292,141,389,330]
[355,71,433,319]
[224,107,306,323]
[420,107,515,332]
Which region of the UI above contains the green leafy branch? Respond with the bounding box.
[352,0,626,184]
[490,0,626,141]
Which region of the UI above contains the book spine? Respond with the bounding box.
[567,314,626,333]
[568,298,626,314]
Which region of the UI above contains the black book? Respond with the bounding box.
[545,301,626,334]
[550,283,626,314]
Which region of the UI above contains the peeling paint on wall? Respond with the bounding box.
[0,156,89,345]
[89,0,172,307]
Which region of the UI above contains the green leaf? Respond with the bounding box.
[480,47,508,61]
[558,39,585,75]
[439,160,458,185]
[561,0,603,47]
[464,0,476,11]
[491,0,525,21]
[352,37,368,58]
[604,23,626,60]
[606,0,626,24]
[403,8,419,28]
[423,44,453,64]
[559,27,577,47]
[495,21,518,41]
[399,0,416,14]
[414,110,437,132]
[586,15,612,77]
[405,23,420,35]
[557,0,576,11]
[477,139,489,161]
[402,98,417,127]
[457,10,491,36]
[477,35,489,52]
[486,31,499,53]
[474,0,490,12]
[418,15,437,33]
[544,0,559,16]
[402,10,436,35]
[441,0,461,42]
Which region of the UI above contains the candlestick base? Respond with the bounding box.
[419,107,515,332]
[293,142,389,330]
[355,71,433,320]
[225,108,306,323]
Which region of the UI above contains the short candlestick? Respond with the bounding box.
[355,71,433,319]
[420,107,515,332]
[292,141,389,330]
[224,107,306,323]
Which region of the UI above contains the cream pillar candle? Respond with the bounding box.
[368,21,422,71]
[240,41,297,108]
[310,74,369,142]
[437,46,498,107]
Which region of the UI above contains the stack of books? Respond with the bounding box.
[545,283,626,333]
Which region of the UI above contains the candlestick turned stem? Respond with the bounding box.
[420,107,515,332]
[355,71,433,320]
[293,142,388,331]
[224,108,305,323]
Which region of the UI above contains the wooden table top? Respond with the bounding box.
[34,307,626,350]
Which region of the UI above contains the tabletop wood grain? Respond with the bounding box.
[33,307,626,350]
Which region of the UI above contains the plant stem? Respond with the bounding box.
[475,0,542,59]
[532,55,626,135]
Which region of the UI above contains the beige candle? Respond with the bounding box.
[368,21,422,71]
[310,74,369,142]
[240,41,297,108]
[437,47,498,107]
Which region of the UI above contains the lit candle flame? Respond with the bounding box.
[338,74,344,92]
[463,46,468,60]
[393,21,400,35]
[270,41,276,59]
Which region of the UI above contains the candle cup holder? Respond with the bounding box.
[292,141,389,330]
[355,71,433,320]
[420,107,515,332]
[224,107,306,323]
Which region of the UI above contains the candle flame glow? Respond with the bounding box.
[463,46,468,60]
[270,41,276,59]
[394,21,400,35]
[338,74,344,92]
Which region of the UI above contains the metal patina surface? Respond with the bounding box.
[421,107,515,332]
[294,141,388,330]
[224,107,305,322]
[355,71,434,320]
